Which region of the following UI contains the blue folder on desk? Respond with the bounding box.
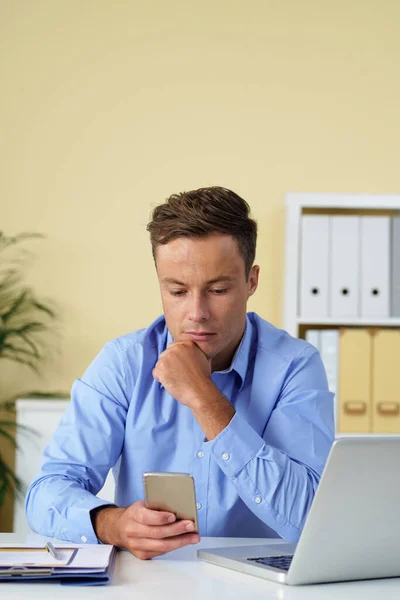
[0,543,116,586]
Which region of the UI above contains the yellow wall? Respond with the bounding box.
[1,0,400,401]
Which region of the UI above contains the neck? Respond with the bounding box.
[211,330,245,373]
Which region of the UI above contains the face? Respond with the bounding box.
[156,234,259,372]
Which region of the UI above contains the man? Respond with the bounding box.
[26,187,334,560]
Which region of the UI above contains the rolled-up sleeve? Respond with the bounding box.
[211,347,334,541]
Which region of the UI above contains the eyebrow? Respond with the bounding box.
[161,276,236,285]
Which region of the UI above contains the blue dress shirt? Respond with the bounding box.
[26,312,334,544]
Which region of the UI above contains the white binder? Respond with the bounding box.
[391,216,400,316]
[320,329,339,429]
[330,216,360,318]
[300,215,330,318]
[360,216,390,317]
[305,329,320,350]
[320,329,339,394]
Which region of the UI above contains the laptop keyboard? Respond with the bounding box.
[247,555,294,571]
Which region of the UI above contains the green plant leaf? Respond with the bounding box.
[0,352,39,373]
[0,474,7,507]
[12,332,42,359]
[1,288,29,323]
[31,300,57,319]
[0,230,61,508]
[4,322,49,336]
[0,457,25,503]
[0,428,17,448]
[0,232,44,255]
[1,343,42,359]
[0,421,37,446]
[0,268,23,288]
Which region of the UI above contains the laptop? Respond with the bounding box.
[198,436,400,585]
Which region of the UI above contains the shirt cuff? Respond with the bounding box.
[210,411,264,477]
[58,494,116,544]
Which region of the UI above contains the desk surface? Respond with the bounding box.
[1,533,400,599]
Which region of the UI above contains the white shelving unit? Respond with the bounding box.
[283,193,400,437]
[297,317,400,327]
[284,193,400,337]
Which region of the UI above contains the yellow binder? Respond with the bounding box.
[372,329,400,434]
[338,329,372,433]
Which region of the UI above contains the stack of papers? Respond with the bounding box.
[0,543,116,586]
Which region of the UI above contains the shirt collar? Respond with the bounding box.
[165,315,252,391]
[213,315,252,390]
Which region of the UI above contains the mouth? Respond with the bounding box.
[184,332,216,342]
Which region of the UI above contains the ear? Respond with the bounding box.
[247,265,259,297]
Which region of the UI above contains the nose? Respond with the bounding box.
[188,292,210,323]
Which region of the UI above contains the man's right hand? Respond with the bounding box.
[92,501,200,560]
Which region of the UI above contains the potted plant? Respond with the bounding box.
[0,231,67,513]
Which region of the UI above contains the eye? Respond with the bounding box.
[211,288,228,295]
[170,290,186,296]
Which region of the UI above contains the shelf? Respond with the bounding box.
[15,398,70,411]
[336,433,400,438]
[297,317,400,327]
[286,192,400,210]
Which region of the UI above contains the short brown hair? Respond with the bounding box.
[147,186,257,279]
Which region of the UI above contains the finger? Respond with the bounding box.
[166,341,185,347]
[164,341,194,353]
[192,342,209,359]
[134,501,176,526]
[128,532,200,556]
[136,519,196,540]
[158,341,201,362]
[131,549,160,560]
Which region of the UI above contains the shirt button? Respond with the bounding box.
[80,535,88,543]
[222,452,230,461]
[255,496,262,504]
[196,502,202,510]
[197,451,205,458]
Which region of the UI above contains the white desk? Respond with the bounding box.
[1,533,400,599]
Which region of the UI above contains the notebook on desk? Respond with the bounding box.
[198,436,400,586]
[0,542,116,585]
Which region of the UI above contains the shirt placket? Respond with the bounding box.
[191,372,237,536]
[190,417,211,535]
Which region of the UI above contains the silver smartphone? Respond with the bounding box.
[143,472,199,533]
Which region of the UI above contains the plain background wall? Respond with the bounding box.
[1,0,400,525]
